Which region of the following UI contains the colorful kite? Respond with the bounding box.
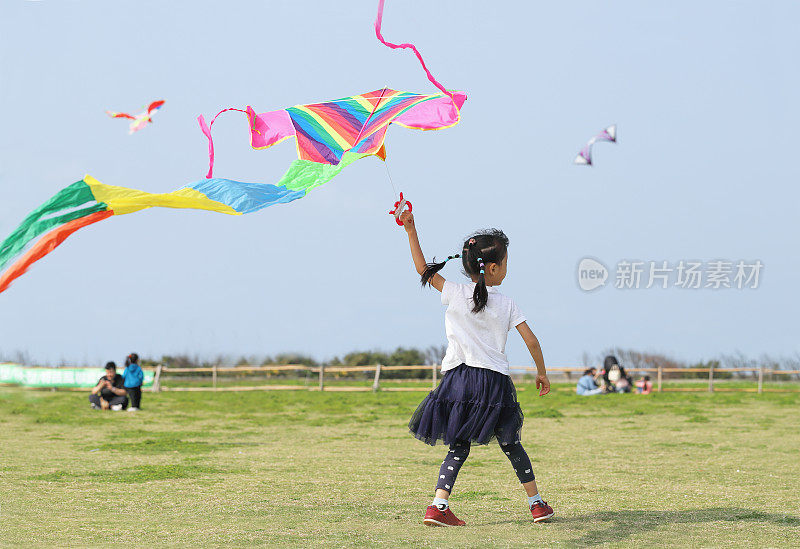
[106,100,165,134]
[574,124,617,166]
[199,88,465,179]
[0,89,465,295]
[0,0,466,295]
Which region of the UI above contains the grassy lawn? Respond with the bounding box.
[1,385,799,547]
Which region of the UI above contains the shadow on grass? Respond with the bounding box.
[552,508,800,545]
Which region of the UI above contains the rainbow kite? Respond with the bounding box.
[0,89,465,295]
[0,0,466,296]
[199,88,465,179]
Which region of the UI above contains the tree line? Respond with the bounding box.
[138,345,449,380]
[584,348,800,379]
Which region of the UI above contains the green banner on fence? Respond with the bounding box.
[0,363,154,388]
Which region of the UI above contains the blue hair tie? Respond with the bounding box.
[477,257,485,275]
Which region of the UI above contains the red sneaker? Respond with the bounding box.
[530,501,554,522]
[423,505,466,527]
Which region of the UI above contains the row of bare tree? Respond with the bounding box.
[582,348,800,379]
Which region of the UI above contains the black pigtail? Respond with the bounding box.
[472,256,489,313]
[472,276,488,313]
[421,254,460,287]
[420,259,447,287]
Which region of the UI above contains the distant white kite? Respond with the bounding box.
[574,125,617,166]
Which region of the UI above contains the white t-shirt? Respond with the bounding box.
[440,280,527,376]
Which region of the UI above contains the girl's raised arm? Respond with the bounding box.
[400,211,445,292]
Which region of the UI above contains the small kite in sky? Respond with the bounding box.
[106,100,165,134]
[574,124,617,166]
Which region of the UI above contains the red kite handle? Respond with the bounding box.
[389,192,412,225]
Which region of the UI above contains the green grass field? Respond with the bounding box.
[1,385,799,547]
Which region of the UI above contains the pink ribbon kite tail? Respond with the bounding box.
[375,0,456,102]
[198,108,249,178]
[199,107,297,178]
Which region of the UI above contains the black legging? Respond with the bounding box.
[127,386,142,408]
[435,440,535,493]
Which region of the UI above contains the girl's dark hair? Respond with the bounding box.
[126,353,139,366]
[421,229,509,313]
[601,355,618,386]
[583,368,596,376]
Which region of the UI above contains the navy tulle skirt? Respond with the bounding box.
[409,364,524,446]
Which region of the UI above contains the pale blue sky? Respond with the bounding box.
[1,0,798,367]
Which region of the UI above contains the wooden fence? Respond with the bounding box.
[151,364,800,394]
[153,364,439,393]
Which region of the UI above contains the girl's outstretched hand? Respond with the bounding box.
[536,374,551,396]
[399,211,415,233]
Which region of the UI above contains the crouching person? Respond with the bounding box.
[89,362,129,410]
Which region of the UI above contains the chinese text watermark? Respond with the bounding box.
[577,258,763,291]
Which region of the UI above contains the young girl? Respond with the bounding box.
[399,211,553,526]
[122,353,144,411]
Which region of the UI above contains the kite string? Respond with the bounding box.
[346,86,400,200]
[383,158,399,199]
[352,86,400,201]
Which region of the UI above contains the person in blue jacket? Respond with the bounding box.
[122,353,144,411]
[576,367,604,396]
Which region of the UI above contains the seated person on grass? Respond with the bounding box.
[636,375,653,394]
[614,366,633,393]
[576,367,604,395]
[89,362,129,410]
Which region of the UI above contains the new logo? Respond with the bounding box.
[577,258,608,291]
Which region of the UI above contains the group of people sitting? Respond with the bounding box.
[88,353,144,411]
[576,355,653,395]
